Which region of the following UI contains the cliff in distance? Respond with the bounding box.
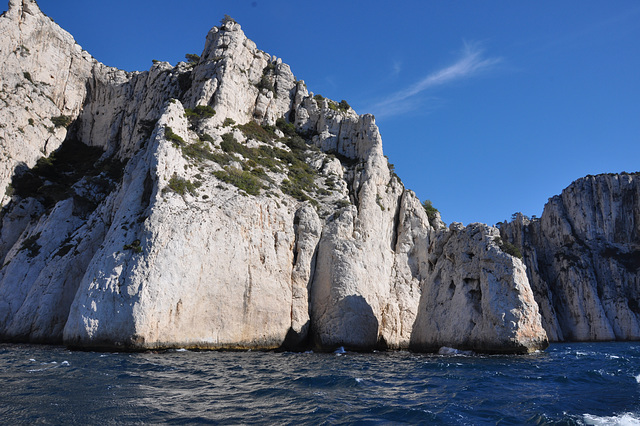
[1,0,633,354]
[501,173,640,342]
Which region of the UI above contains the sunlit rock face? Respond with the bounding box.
[411,223,548,354]
[501,173,640,342]
[0,0,549,353]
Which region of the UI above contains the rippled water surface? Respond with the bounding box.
[0,342,639,424]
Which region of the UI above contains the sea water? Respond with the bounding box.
[0,342,638,424]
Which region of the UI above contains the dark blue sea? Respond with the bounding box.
[0,342,638,425]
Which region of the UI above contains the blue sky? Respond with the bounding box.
[20,1,640,225]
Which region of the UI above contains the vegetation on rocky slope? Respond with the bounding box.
[9,139,123,211]
[493,237,523,259]
[173,112,340,206]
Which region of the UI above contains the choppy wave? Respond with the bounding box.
[584,413,640,425]
[0,342,638,424]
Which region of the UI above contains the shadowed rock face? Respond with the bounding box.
[501,173,640,342]
[0,0,548,353]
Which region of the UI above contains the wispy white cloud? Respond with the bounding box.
[391,60,402,77]
[370,42,501,118]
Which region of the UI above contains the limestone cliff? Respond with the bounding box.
[0,0,548,353]
[501,173,640,342]
[412,223,549,353]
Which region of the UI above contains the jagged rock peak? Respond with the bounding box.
[203,16,247,59]
[5,0,41,19]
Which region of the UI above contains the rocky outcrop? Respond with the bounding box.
[501,173,640,342]
[0,1,548,353]
[411,223,548,353]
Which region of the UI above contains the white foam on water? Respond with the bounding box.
[61,361,69,366]
[355,377,363,383]
[583,413,640,425]
[635,374,640,384]
[438,347,474,356]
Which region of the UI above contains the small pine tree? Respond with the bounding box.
[185,54,200,65]
[221,14,237,25]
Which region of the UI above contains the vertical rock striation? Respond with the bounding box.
[502,173,640,342]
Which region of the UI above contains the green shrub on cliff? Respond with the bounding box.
[214,169,262,196]
[276,117,296,137]
[338,100,350,111]
[494,237,523,259]
[51,115,72,128]
[167,174,197,196]
[184,105,216,126]
[237,121,276,142]
[165,126,185,146]
[182,140,216,163]
[185,53,200,65]
[422,200,439,222]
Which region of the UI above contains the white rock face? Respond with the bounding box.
[501,174,640,342]
[309,133,432,350]
[287,204,322,348]
[186,17,298,127]
[0,1,550,353]
[65,103,300,349]
[411,223,548,353]
[0,0,97,206]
